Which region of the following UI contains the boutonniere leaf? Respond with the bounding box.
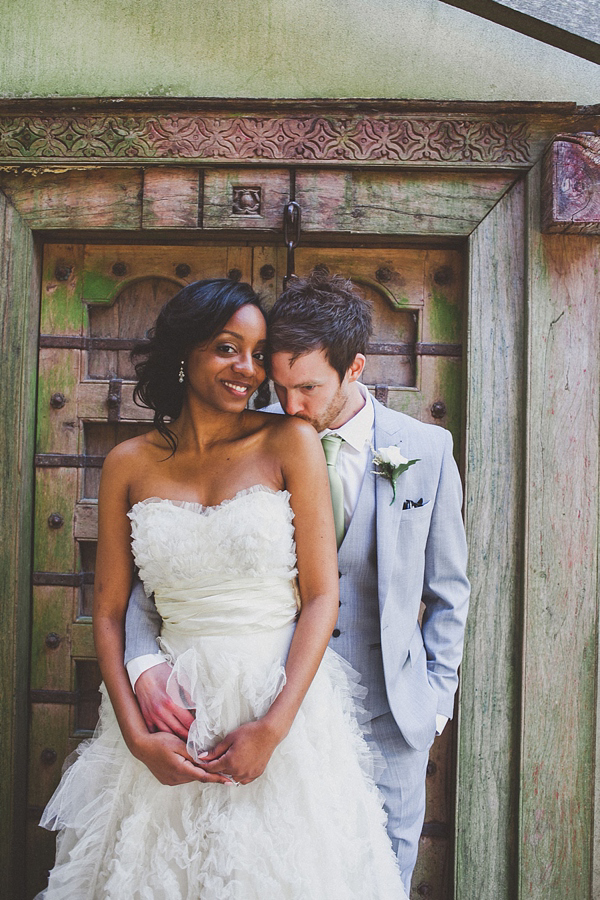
[372,445,419,505]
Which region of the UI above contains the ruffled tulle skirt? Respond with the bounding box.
[38,624,406,900]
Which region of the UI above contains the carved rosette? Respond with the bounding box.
[0,114,532,165]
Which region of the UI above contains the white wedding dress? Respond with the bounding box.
[39,487,407,900]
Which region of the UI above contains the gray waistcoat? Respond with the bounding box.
[329,466,390,719]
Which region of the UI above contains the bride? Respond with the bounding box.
[38,278,408,899]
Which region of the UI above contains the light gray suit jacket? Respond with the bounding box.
[124,399,469,752]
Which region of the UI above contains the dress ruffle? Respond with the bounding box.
[38,491,406,899]
[40,640,402,899]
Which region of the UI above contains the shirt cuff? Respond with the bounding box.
[436,714,449,736]
[126,652,169,691]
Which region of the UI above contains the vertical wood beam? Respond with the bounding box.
[457,177,526,899]
[0,190,40,899]
[520,161,600,899]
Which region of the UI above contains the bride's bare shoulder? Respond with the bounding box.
[101,430,166,480]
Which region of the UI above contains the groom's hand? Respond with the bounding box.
[135,661,194,740]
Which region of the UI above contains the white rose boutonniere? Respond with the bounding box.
[372,445,419,505]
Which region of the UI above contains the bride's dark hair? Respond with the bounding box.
[132,278,268,454]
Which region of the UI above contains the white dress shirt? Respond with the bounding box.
[127,380,447,734]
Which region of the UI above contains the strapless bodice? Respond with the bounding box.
[128,487,299,636]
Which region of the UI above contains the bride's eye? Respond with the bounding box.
[216,343,237,355]
[253,351,265,363]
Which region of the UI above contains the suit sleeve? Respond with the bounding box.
[124,574,163,666]
[420,430,470,719]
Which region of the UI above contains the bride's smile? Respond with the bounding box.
[184,304,267,413]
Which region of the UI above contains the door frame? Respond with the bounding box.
[1,99,599,900]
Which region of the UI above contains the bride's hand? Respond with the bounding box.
[198,720,280,785]
[133,731,231,786]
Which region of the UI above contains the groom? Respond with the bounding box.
[124,271,469,892]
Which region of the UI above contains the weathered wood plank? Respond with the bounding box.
[0,168,143,229]
[74,502,98,540]
[142,167,200,228]
[542,135,600,235]
[456,177,526,900]
[33,468,78,572]
[40,244,85,337]
[30,587,76,691]
[36,349,81,455]
[296,170,517,236]
[0,190,40,899]
[520,161,600,899]
[81,243,229,303]
[203,168,290,230]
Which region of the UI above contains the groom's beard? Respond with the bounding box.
[290,386,348,433]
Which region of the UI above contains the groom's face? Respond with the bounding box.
[270,348,354,432]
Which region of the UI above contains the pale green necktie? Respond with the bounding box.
[321,433,345,548]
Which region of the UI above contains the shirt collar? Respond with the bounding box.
[319,382,374,452]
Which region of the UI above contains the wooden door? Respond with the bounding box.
[29,240,463,899]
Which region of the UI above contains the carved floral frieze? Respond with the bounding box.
[0,113,532,165]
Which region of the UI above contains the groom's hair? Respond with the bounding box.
[268,269,373,382]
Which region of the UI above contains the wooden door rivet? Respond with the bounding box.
[426,760,437,777]
[45,633,61,650]
[431,401,446,419]
[433,266,453,285]
[175,263,191,278]
[228,268,242,282]
[54,265,72,282]
[41,748,57,765]
[375,266,393,283]
[417,883,433,897]
[260,264,275,281]
[112,262,127,277]
[47,512,64,529]
[50,392,66,409]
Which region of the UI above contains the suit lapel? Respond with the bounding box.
[373,400,405,612]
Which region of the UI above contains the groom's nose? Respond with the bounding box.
[282,392,303,416]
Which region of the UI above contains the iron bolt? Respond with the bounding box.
[41,748,57,765]
[107,393,120,409]
[112,262,127,277]
[259,264,275,281]
[417,884,433,897]
[47,512,64,529]
[431,401,446,419]
[228,268,242,282]
[50,392,66,409]
[175,263,191,279]
[54,265,72,282]
[376,267,393,283]
[45,632,61,650]
[433,266,453,286]
[426,760,437,777]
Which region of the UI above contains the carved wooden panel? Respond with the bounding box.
[542,134,600,234]
[0,110,533,166]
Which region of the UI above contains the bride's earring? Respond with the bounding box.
[178,360,185,383]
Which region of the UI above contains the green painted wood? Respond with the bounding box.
[39,244,85,337]
[456,177,526,899]
[0,189,40,900]
[520,161,600,899]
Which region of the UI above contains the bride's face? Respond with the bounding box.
[185,304,267,411]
